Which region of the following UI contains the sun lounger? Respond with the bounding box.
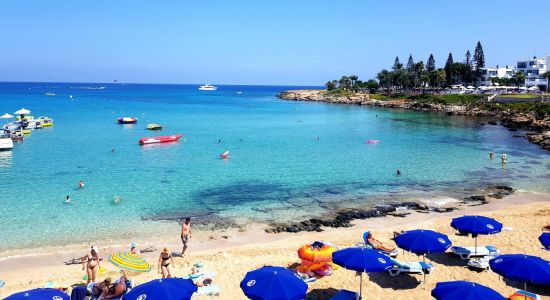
[450,246,499,259]
[87,279,133,300]
[508,289,541,300]
[194,285,220,296]
[466,255,497,270]
[387,258,434,276]
[329,289,359,300]
[361,232,398,257]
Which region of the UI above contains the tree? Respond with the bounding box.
[474,41,485,86]
[325,80,337,91]
[513,72,526,87]
[464,50,473,84]
[436,69,447,90]
[412,61,424,91]
[444,53,454,86]
[349,75,359,89]
[406,55,414,71]
[426,54,436,72]
[377,70,391,91]
[393,56,403,70]
[365,79,379,92]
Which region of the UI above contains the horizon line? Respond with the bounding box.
[0,80,325,88]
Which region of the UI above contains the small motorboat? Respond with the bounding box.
[0,133,14,150]
[117,117,138,124]
[37,116,54,127]
[198,84,218,91]
[147,124,162,130]
[139,134,183,145]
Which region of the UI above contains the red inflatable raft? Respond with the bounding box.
[139,134,183,145]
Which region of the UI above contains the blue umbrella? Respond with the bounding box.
[539,232,550,250]
[451,215,502,255]
[332,247,393,299]
[489,254,550,291]
[394,229,452,255]
[123,278,197,300]
[431,281,505,300]
[240,266,307,300]
[4,288,69,300]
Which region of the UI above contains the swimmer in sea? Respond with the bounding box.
[501,154,507,164]
[112,148,115,153]
[218,139,222,144]
[65,195,71,204]
[114,196,122,204]
[489,152,494,160]
[78,181,85,188]
[397,169,402,176]
[316,136,320,141]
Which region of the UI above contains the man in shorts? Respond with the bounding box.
[181,217,192,255]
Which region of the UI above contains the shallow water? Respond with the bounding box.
[0,83,548,251]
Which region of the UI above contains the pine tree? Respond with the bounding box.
[474,41,485,69]
[406,54,414,71]
[393,56,402,70]
[444,53,454,86]
[465,50,472,66]
[426,54,436,71]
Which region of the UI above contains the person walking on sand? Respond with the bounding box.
[181,217,192,255]
[82,246,100,284]
[158,247,174,278]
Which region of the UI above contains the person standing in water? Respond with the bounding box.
[78,181,85,188]
[501,154,507,164]
[489,152,494,160]
[396,169,402,176]
[65,195,71,204]
[181,217,192,255]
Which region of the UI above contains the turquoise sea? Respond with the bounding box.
[1,83,549,251]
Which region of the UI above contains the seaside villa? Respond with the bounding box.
[478,65,516,86]
[517,56,549,90]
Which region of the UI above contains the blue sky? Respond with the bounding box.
[0,0,549,85]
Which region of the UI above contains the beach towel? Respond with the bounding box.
[194,285,220,296]
[70,286,88,300]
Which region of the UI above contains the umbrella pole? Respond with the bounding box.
[474,236,477,256]
[524,282,527,300]
[358,272,362,300]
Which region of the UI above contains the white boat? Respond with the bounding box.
[0,133,14,150]
[45,92,56,96]
[198,84,218,91]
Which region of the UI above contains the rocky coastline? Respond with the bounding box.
[265,185,514,233]
[278,90,550,151]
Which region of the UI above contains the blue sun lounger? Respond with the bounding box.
[359,231,398,257]
[388,258,434,276]
[329,289,359,300]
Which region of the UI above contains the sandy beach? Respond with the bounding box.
[1,192,549,299]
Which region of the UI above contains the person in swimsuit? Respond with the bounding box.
[366,232,396,252]
[489,152,494,160]
[65,195,71,204]
[101,272,127,299]
[78,181,85,188]
[158,247,173,278]
[91,277,111,299]
[181,217,192,255]
[82,246,100,284]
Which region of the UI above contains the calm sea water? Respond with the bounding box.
[1,82,549,251]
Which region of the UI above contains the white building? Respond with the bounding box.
[517,56,549,90]
[478,65,516,86]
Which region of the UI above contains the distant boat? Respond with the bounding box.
[0,133,14,150]
[198,84,218,91]
[45,92,56,96]
[117,117,138,124]
[139,134,182,145]
[147,124,162,130]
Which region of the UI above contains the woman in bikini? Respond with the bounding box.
[158,247,173,278]
[82,246,100,284]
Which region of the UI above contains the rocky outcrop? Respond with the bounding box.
[265,185,514,233]
[278,90,550,151]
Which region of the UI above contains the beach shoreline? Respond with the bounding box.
[1,191,549,298]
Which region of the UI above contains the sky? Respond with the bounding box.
[0,0,549,85]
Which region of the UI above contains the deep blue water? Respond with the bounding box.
[0,82,549,250]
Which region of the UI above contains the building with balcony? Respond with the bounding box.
[478,65,516,86]
[517,56,549,90]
